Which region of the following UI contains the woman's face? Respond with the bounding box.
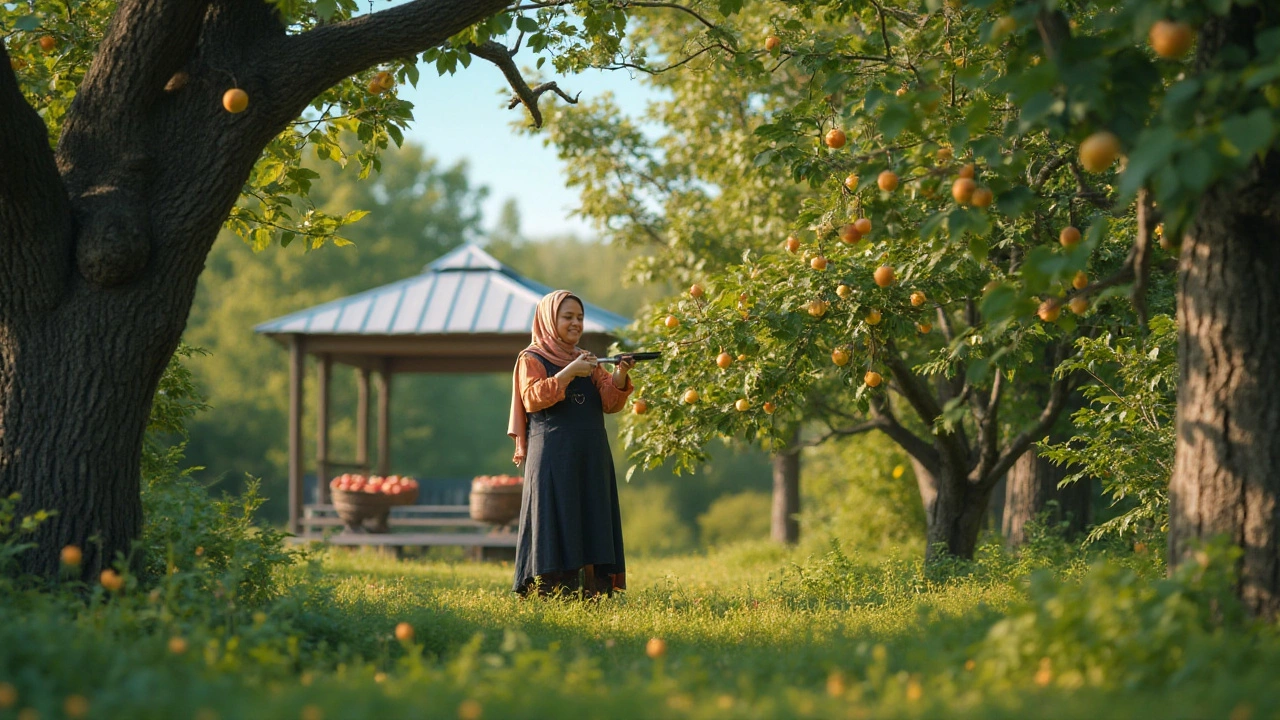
[555,298,584,345]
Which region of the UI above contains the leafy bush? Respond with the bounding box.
[618,484,694,556]
[1042,314,1176,542]
[696,490,771,547]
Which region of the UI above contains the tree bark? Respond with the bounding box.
[771,430,801,544]
[1003,446,1089,547]
[1171,147,1280,620]
[922,456,996,561]
[0,0,511,579]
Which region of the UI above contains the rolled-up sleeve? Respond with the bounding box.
[592,366,634,414]
[518,354,565,413]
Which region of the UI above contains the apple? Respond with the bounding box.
[864,371,883,388]
[633,399,648,415]
[765,35,781,52]
[735,398,750,412]
[873,265,895,287]
[682,389,700,404]
[832,348,850,366]
[866,309,882,325]
[825,129,846,149]
[222,88,249,113]
[716,352,733,369]
[910,291,927,307]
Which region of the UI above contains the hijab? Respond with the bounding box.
[507,290,584,465]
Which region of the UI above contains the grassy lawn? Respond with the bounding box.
[1,538,1277,719]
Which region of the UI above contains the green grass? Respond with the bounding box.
[1,538,1278,720]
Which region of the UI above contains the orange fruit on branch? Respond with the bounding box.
[664,315,680,329]
[765,35,781,52]
[873,265,896,287]
[854,217,872,235]
[832,348,850,366]
[825,129,847,149]
[222,88,249,113]
[811,256,828,271]
[1079,131,1121,172]
[716,352,733,369]
[1072,271,1088,290]
[1059,225,1082,248]
[910,291,927,307]
[971,187,994,208]
[1149,20,1194,59]
[1037,300,1062,322]
[951,177,977,205]
[877,170,899,192]
[682,389,700,404]
[864,371,883,387]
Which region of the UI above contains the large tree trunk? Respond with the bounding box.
[770,432,800,544]
[1171,146,1280,619]
[914,455,995,562]
[1003,446,1089,547]
[0,0,510,580]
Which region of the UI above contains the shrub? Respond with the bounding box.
[696,491,771,547]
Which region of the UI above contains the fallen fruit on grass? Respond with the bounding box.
[646,637,668,659]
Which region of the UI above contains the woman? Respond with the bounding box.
[507,290,635,597]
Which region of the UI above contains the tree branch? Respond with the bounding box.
[1132,187,1156,330]
[0,42,73,309]
[981,343,1077,488]
[279,0,513,113]
[468,40,579,128]
[796,418,887,449]
[870,394,940,476]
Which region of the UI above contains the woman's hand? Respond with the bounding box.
[556,352,597,384]
[612,355,636,389]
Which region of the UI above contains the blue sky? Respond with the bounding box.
[397,60,658,240]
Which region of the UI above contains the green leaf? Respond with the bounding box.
[15,15,42,31]
[995,186,1035,217]
[968,235,989,262]
[1219,108,1276,161]
[516,16,539,32]
[314,0,336,20]
[1117,126,1177,200]
[980,284,1017,321]
[879,103,912,141]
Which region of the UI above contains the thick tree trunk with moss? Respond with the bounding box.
[771,432,801,544]
[1003,446,1089,547]
[0,0,508,579]
[1171,149,1280,620]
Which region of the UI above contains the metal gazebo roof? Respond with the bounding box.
[255,243,631,373]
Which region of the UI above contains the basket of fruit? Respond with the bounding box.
[329,474,419,533]
[469,474,523,526]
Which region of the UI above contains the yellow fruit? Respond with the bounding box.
[958,163,975,179]
[917,322,932,333]
[843,174,859,190]
[1079,131,1121,173]
[646,637,668,658]
[664,315,680,329]
[971,187,994,208]
[807,300,829,317]
[1149,20,1194,59]
[936,147,953,163]
[1059,225,1082,248]
[878,170,899,192]
[1072,271,1088,290]
[222,88,249,113]
[864,371,883,387]
[737,353,747,361]
[837,284,853,299]
[60,545,82,566]
[716,352,733,369]
[910,291,927,307]
[735,398,750,412]
[1038,300,1061,322]
[865,309,882,325]
[1069,296,1089,315]
[682,389,700,404]
[169,636,188,654]
[952,177,977,205]
[873,265,895,287]
[373,71,394,91]
[395,622,415,642]
[811,256,828,271]
[832,348,851,366]
[100,569,124,592]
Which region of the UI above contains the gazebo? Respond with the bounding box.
[255,243,630,536]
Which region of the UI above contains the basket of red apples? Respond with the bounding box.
[329,474,419,532]
[469,474,523,525]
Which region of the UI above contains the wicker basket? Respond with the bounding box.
[332,487,418,533]
[469,481,523,526]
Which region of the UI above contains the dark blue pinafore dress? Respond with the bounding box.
[513,353,626,594]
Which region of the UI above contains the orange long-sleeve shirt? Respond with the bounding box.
[516,353,634,414]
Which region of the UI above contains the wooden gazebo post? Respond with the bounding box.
[316,354,332,504]
[356,367,370,474]
[287,335,305,535]
[376,357,392,476]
